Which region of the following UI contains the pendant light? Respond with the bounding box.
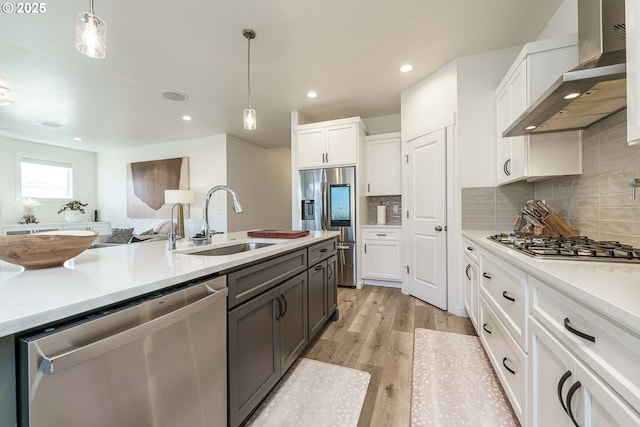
[242,29,256,130]
[76,0,106,59]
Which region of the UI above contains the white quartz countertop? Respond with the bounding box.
[0,230,338,337]
[462,231,640,336]
[361,224,402,228]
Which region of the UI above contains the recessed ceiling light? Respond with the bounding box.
[564,92,581,100]
[73,137,82,141]
[307,91,318,98]
[37,121,64,128]
[182,115,192,121]
[400,64,413,73]
[161,90,189,102]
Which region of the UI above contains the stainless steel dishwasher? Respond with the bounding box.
[17,275,227,427]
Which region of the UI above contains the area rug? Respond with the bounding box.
[245,358,371,427]
[411,329,519,426]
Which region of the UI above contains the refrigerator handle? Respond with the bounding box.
[321,179,328,230]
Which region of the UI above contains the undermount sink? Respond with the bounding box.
[187,242,276,256]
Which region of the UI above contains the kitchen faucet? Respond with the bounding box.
[198,185,243,241]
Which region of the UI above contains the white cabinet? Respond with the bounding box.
[362,227,402,286]
[294,117,365,168]
[1,221,111,236]
[496,35,582,185]
[627,0,640,145]
[365,133,401,196]
[529,318,640,427]
[463,240,479,333]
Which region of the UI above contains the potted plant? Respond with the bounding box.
[58,200,88,223]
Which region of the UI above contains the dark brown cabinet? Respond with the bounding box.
[228,272,307,427]
[227,238,337,427]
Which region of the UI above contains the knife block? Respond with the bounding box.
[542,213,578,237]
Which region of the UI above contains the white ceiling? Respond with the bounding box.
[0,0,564,152]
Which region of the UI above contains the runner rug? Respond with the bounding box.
[245,358,371,427]
[411,328,520,426]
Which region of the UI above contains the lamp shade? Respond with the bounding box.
[76,11,106,59]
[164,190,194,204]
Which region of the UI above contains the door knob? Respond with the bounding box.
[435,225,443,232]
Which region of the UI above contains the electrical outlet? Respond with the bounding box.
[393,205,398,213]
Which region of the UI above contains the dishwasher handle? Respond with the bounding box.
[41,285,227,376]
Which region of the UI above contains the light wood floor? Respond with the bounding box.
[303,285,476,427]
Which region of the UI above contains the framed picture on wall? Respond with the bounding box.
[126,157,190,218]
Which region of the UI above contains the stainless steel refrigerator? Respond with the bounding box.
[299,166,356,287]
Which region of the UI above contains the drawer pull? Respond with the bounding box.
[502,357,516,375]
[566,381,582,427]
[564,318,596,343]
[314,265,324,271]
[482,323,491,334]
[376,233,387,237]
[320,248,328,253]
[502,291,515,302]
[557,370,572,414]
[467,246,473,251]
[482,272,492,279]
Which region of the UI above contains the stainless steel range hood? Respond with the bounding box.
[503,0,626,137]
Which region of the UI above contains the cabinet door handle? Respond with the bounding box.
[367,183,370,193]
[564,318,596,343]
[274,297,283,321]
[325,152,328,163]
[467,246,473,251]
[557,370,572,415]
[482,323,491,334]
[502,357,516,375]
[327,263,333,280]
[280,295,288,319]
[465,264,471,280]
[566,381,582,427]
[503,159,509,176]
[502,291,515,302]
[482,272,492,279]
[376,233,387,237]
[364,244,367,254]
[506,158,511,175]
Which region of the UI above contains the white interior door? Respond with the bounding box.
[404,128,447,310]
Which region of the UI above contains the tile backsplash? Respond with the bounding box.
[367,196,402,225]
[461,183,532,233]
[533,111,640,247]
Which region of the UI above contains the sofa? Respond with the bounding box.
[91,221,175,248]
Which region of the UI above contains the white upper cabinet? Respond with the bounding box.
[496,35,583,185]
[294,117,365,169]
[627,0,640,145]
[365,132,401,196]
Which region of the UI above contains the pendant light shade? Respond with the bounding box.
[76,0,106,59]
[242,29,256,130]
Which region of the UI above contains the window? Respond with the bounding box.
[20,157,73,199]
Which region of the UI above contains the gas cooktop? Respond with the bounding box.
[488,233,640,264]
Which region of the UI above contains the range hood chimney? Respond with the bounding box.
[503,0,626,137]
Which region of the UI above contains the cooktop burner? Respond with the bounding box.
[488,233,640,263]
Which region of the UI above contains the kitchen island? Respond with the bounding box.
[0,230,338,427]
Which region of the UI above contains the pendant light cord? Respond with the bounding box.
[247,36,252,109]
[89,0,94,15]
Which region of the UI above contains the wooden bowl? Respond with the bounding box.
[0,230,98,270]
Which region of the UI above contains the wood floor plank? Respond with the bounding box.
[369,330,413,427]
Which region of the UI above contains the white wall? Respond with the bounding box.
[401,61,457,140]
[226,135,292,232]
[0,136,97,224]
[363,114,401,135]
[537,0,578,40]
[97,134,227,237]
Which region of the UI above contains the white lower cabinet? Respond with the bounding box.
[480,297,526,424]
[529,318,640,427]
[362,227,402,286]
[463,240,479,332]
